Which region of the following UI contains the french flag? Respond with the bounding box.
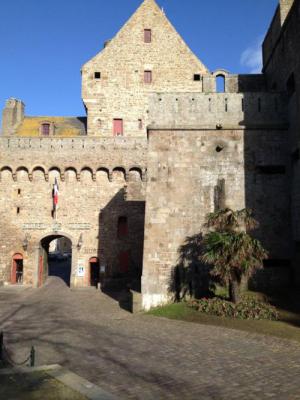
[53,178,59,211]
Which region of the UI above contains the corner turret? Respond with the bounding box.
[1,98,25,136]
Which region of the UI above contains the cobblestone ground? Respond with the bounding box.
[1,278,300,400]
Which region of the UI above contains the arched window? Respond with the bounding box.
[117,216,128,238]
[216,75,225,93]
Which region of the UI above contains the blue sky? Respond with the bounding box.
[0,0,278,122]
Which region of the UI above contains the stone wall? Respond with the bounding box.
[148,92,288,128]
[142,127,290,309]
[262,0,300,280]
[0,137,147,287]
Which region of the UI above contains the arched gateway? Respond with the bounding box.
[37,232,74,287]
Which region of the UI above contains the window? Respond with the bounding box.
[17,189,21,195]
[119,250,130,273]
[118,216,128,238]
[113,119,123,136]
[287,73,295,96]
[256,165,286,174]
[292,148,299,163]
[94,72,101,79]
[144,70,152,84]
[144,29,152,43]
[41,123,50,136]
[138,119,143,129]
[194,74,201,81]
[216,75,225,93]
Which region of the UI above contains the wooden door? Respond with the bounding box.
[113,119,123,136]
[11,254,23,284]
[89,257,99,287]
[38,255,43,287]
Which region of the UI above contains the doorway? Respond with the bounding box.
[39,234,72,287]
[11,253,23,284]
[89,257,100,287]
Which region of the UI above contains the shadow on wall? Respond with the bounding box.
[98,187,145,297]
[169,233,215,301]
[240,80,292,291]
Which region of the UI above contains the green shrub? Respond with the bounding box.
[188,296,279,320]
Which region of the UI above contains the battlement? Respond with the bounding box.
[0,136,148,181]
[0,136,147,151]
[148,92,288,129]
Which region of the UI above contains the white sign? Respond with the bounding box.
[77,260,85,277]
[100,264,106,273]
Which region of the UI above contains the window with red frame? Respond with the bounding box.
[144,70,152,84]
[144,29,152,43]
[41,123,50,136]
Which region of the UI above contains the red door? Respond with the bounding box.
[38,256,43,287]
[89,257,100,287]
[113,119,123,136]
[119,251,130,273]
[11,254,23,284]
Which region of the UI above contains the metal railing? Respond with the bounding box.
[0,331,35,367]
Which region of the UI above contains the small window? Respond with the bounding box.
[119,250,130,273]
[256,165,286,174]
[17,189,21,195]
[144,29,152,43]
[41,123,50,136]
[94,72,101,79]
[287,73,295,96]
[194,74,201,81]
[144,70,152,84]
[263,259,291,268]
[292,148,299,163]
[138,119,143,129]
[118,216,128,238]
[113,119,123,136]
[17,207,20,215]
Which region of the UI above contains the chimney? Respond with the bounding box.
[1,98,25,136]
[280,0,294,25]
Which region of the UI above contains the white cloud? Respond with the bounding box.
[240,37,263,74]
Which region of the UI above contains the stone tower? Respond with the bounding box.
[1,98,24,136]
[81,0,208,137]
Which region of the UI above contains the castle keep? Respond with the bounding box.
[0,0,299,309]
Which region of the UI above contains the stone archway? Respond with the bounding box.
[38,233,74,287]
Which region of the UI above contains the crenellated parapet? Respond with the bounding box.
[148,92,288,129]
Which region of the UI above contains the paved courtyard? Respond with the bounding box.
[0,278,300,399]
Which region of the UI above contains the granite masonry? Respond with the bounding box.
[0,0,299,309]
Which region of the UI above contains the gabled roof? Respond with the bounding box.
[82,0,208,72]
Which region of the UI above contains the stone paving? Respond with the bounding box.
[1,278,300,399]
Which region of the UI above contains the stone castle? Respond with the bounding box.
[0,0,299,309]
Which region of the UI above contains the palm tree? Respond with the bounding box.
[201,208,268,303]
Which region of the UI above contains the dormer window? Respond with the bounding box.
[41,123,50,136]
[144,29,152,43]
[40,121,54,136]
